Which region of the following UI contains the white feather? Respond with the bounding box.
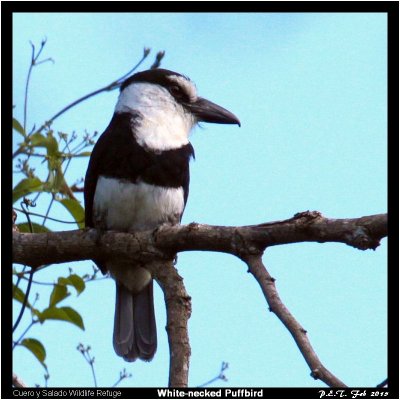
[93,176,185,232]
[115,83,195,152]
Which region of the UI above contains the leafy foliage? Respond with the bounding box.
[37,306,85,330]
[12,40,163,386]
[12,40,96,379]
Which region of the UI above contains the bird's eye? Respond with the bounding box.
[169,85,182,96]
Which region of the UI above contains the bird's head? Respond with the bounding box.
[115,69,240,151]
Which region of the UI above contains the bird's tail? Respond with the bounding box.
[113,280,157,362]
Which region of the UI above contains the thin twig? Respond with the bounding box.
[198,362,229,387]
[20,199,35,233]
[14,207,80,225]
[32,48,151,137]
[23,40,52,135]
[13,46,153,159]
[111,368,132,387]
[44,371,50,387]
[14,265,27,290]
[243,254,347,387]
[20,39,54,161]
[16,274,108,286]
[23,43,34,135]
[150,50,165,69]
[77,344,97,387]
[13,320,38,349]
[42,195,55,227]
[13,267,35,333]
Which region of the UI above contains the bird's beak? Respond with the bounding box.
[188,97,241,127]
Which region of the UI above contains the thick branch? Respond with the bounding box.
[146,261,191,387]
[13,212,387,268]
[243,254,347,387]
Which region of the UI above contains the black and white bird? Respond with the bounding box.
[84,68,240,362]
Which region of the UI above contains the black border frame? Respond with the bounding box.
[3,2,398,399]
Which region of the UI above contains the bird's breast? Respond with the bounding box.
[93,176,185,231]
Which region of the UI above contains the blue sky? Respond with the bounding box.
[12,12,387,388]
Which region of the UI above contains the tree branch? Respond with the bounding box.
[12,211,387,387]
[13,212,388,268]
[243,254,347,387]
[146,260,192,387]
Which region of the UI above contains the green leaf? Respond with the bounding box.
[57,198,85,228]
[13,118,25,136]
[47,156,63,172]
[13,283,40,317]
[58,274,86,296]
[29,132,59,156]
[13,283,29,305]
[20,338,47,367]
[38,306,85,330]
[49,284,70,307]
[52,166,67,193]
[13,177,43,204]
[45,135,59,156]
[29,132,48,147]
[17,223,52,233]
[67,274,86,295]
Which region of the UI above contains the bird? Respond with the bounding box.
[84,68,240,362]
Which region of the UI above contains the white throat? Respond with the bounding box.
[115,83,195,151]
